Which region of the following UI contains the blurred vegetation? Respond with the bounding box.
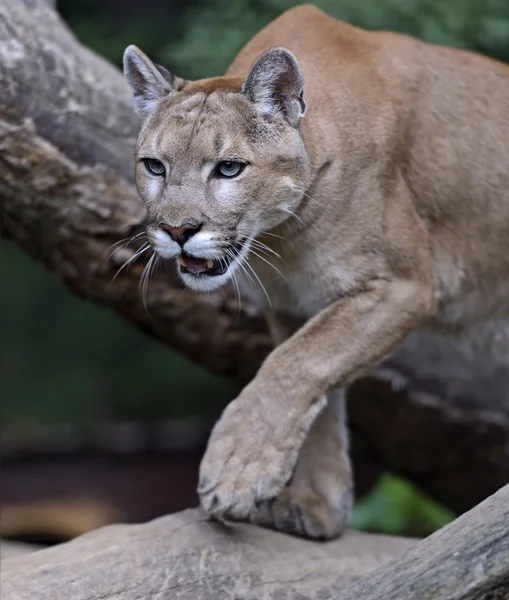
[161,0,509,79]
[60,0,509,77]
[4,0,507,536]
[351,473,454,537]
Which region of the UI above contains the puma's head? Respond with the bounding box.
[123,45,309,292]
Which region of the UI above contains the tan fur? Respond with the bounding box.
[123,5,509,539]
[183,76,244,93]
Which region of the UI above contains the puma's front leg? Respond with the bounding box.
[198,278,435,530]
[250,388,353,539]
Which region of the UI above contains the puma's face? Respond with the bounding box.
[135,90,308,291]
[124,45,309,292]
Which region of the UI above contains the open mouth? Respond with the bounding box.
[178,241,244,277]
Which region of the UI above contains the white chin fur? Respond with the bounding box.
[180,269,235,292]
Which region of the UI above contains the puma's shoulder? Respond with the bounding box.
[226,5,376,78]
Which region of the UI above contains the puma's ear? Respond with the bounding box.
[123,45,181,118]
[241,47,306,127]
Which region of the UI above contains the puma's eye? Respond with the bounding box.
[216,160,245,178]
[143,158,166,176]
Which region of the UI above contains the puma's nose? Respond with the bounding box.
[160,222,201,246]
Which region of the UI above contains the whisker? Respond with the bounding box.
[261,231,286,241]
[291,185,319,205]
[112,243,150,281]
[226,243,274,309]
[139,252,157,312]
[226,256,242,315]
[116,222,138,234]
[244,237,284,262]
[282,207,305,226]
[299,190,316,203]
[108,231,146,253]
[147,253,159,308]
[104,232,148,266]
[226,248,255,288]
[108,237,132,251]
[246,246,287,282]
[242,255,272,309]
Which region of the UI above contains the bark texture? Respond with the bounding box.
[4,484,509,600]
[1,0,509,515]
[0,0,271,382]
[1,510,417,600]
[332,482,509,600]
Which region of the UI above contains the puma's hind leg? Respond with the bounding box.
[249,388,353,540]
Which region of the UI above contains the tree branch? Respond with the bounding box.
[2,508,418,599]
[4,484,509,599]
[333,483,509,599]
[0,0,271,381]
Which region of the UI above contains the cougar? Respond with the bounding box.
[123,4,509,539]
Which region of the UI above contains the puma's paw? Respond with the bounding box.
[249,480,353,540]
[197,396,307,522]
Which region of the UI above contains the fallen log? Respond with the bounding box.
[1,0,509,515]
[0,0,271,383]
[4,483,509,600]
[2,509,416,600]
[332,481,509,600]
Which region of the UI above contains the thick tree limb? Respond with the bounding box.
[1,0,509,515]
[333,482,509,600]
[0,0,271,381]
[4,484,509,599]
[1,542,44,561]
[349,366,509,513]
[2,510,417,600]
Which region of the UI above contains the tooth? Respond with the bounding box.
[206,259,214,269]
[178,255,185,265]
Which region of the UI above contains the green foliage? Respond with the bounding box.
[351,473,455,537]
[158,0,509,79]
[67,0,509,77]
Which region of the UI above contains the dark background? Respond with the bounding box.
[3,0,509,538]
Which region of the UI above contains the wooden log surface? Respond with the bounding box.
[332,482,509,600]
[1,509,417,600]
[4,483,509,600]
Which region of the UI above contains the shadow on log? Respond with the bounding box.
[4,483,509,599]
[0,0,509,516]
